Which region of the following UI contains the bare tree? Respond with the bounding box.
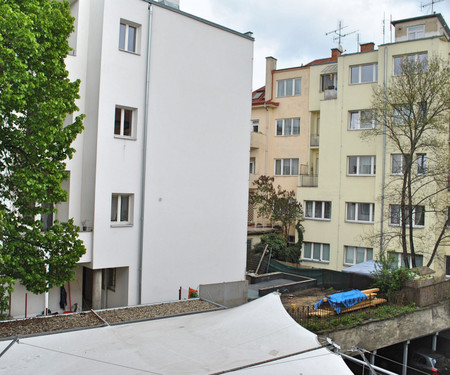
[364,56,450,268]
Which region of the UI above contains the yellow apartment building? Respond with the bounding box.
[249,56,311,245]
[298,14,450,276]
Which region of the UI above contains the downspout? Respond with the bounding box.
[379,46,388,255]
[138,3,153,305]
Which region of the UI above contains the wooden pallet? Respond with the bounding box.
[310,288,387,317]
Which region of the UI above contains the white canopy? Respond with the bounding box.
[0,293,353,374]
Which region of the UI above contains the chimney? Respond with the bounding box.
[265,56,277,102]
[331,48,342,60]
[360,42,375,52]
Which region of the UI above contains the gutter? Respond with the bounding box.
[137,3,153,305]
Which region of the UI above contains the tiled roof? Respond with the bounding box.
[251,87,279,107]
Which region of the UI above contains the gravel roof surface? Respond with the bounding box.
[0,299,220,340]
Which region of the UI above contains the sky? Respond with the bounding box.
[181,0,450,89]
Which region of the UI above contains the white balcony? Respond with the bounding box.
[78,230,93,263]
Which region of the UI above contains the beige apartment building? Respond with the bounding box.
[298,14,450,276]
[249,57,311,245]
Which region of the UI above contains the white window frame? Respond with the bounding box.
[391,154,405,175]
[346,202,375,223]
[349,110,375,130]
[114,106,136,138]
[344,246,373,266]
[305,201,331,220]
[277,78,302,97]
[303,242,330,263]
[111,194,133,226]
[407,25,425,40]
[251,120,259,132]
[390,204,425,227]
[350,63,378,84]
[276,118,300,136]
[348,156,376,176]
[249,159,255,174]
[390,252,424,268]
[394,53,428,76]
[119,20,140,53]
[417,153,426,175]
[274,158,299,176]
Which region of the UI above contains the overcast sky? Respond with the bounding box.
[181,0,450,89]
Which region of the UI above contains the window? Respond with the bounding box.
[111,194,133,225]
[394,53,427,76]
[249,159,255,174]
[321,73,337,91]
[119,21,138,53]
[305,201,331,220]
[351,64,378,84]
[344,246,373,265]
[276,118,300,136]
[393,105,411,125]
[277,78,301,97]
[391,154,405,175]
[251,120,259,132]
[274,159,299,176]
[346,203,374,223]
[390,204,425,227]
[303,242,330,263]
[407,25,424,40]
[417,154,426,174]
[348,156,376,175]
[390,252,423,268]
[349,110,375,130]
[114,107,135,137]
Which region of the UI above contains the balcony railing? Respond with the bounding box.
[310,134,319,147]
[324,87,337,100]
[78,230,93,263]
[250,131,265,149]
[299,175,318,187]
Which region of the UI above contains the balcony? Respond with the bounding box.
[310,133,319,147]
[250,131,265,149]
[249,173,261,187]
[299,175,318,187]
[78,230,93,263]
[324,87,337,100]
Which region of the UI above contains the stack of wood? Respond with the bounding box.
[309,288,387,317]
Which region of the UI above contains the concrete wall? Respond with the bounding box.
[199,281,248,308]
[327,300,450,351]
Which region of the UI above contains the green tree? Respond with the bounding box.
[249,175,304,242]
[0,0,85,294]
[365,56,450,268]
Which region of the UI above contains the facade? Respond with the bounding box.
[10,0,253,317]
[248,57,310,245]
[299,14,449,275]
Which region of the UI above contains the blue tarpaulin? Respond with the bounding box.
[314,290,367,314]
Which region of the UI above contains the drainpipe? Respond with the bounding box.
[379,46,388,255]
[138,3,153,305]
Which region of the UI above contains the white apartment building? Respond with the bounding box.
[10,0,253,316]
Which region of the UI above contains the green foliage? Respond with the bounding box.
[0,0,85,294]
[254,233,287,259]
[371,252,417,300]
[249,176,304,241]
[0,275,14,319]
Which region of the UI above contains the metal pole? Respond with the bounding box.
[432,332,439,352]
[402,340,410,375]
[339,352,397,375]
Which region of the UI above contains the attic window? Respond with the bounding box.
[407,25,424,40]
[252,92,263,100]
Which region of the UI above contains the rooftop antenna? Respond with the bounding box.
[421,0,443,13]
[326,20,358,52]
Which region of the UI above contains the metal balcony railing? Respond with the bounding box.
[310,134,319,147]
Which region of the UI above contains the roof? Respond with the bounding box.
[305,56,338,67]
[251,87,279,107]
[0,293,353,374]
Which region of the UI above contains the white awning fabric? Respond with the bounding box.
[0,293,353,374]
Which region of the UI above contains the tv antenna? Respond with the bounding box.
[326,21,358,51]
[421,0,443,13]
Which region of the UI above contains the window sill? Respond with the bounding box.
[349,81,377,85]
[347,174,376,177]
[389,224,424,229]
[302,259,329,264]
[110,223,133,228]
[118,49,141,56]
[275,134,300,137]
[345,220,374,225]
[114,135,137,141]
[305,218,331,222]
